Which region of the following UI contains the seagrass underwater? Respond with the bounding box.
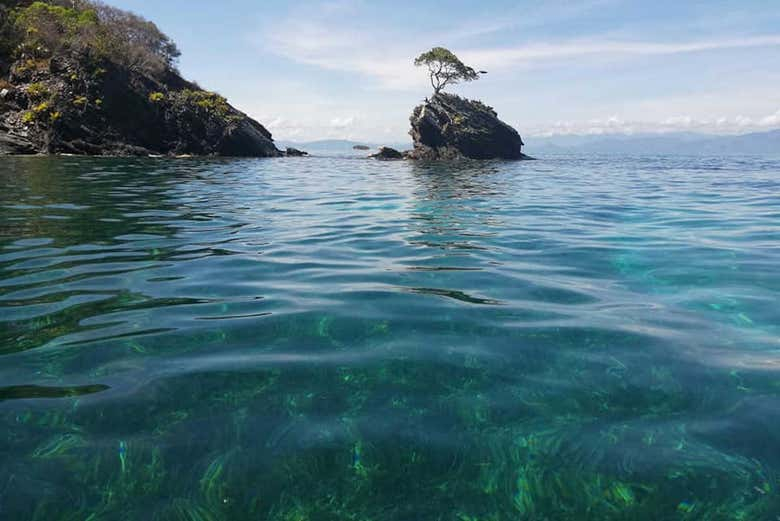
[0,155,779,519]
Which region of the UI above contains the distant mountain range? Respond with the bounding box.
[526,129,780,156]
[276,139,412,155]
[278,130,780,157]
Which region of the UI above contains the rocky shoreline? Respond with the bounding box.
[0,0,282,158]
[0,3,531,160]
[1,73,532,160]
[0,58,283,157]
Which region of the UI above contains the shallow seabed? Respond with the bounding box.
[1,155,779,520]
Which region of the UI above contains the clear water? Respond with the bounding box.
[1,155,779,520]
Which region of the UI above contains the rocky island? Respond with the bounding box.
[406,93,529,160]
[370,47,532,161]
[0,0,281,157]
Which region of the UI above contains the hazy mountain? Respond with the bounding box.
[276,140,413,155]
[526,130,780,156]
[277,130,780,157]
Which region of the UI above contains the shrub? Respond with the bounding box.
[148,91,164,103]
[12,2,99,59]
[72,95,87,106]
[14,58,50,74]
[7,1,180,79]
[26,81,48,99]
[20,98,53,124]
[0,5,19,60]
[175,89,233,118]
[32,100,51,113]
[91,3,180,76]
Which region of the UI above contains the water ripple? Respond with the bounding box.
[1,155,779,519]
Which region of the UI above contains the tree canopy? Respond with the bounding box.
[1,0,180,78]
[414,47,481,95]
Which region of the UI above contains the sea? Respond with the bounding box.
[1,154,779,519]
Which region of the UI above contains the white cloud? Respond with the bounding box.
[329,116,356,128]
[461,36,780,70]
[261,5,780,91]
[760,109,780,127]
[242,3,780,141]
[263,21,420,90]
[441,0,619,41]
[526,108,780,137]
[261,113,400,142]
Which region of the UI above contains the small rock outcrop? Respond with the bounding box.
[285,147,308,157]
[353,144,370,151]
[370,146,404,160]
[407,93,530,160]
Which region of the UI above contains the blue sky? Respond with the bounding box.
[110,0,780,142]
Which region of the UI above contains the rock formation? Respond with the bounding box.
[0,58,282,157]
[0,1,281,157]
[370,146,404,160]
[285,147,308,157]
[406,93,530,160]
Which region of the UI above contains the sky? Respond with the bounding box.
[108,0,780,142]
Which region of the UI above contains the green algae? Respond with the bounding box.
[32,433,86,459]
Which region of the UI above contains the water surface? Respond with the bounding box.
[1,155,779,519]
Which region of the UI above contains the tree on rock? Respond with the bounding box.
[414,47,481,95]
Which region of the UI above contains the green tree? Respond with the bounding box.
[91,2,180,75]
[2,0,180,78]
[11,1,98,59]
[414,46,482,95]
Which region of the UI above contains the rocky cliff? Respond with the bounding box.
[0,1,281,157]
[406,93,530,160]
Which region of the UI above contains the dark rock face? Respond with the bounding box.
[0,125,36,154]
[370,146,404,160]
[407,93,529,160]
[285,147,308,157]
[0,58,281,157]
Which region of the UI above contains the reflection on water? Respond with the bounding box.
[0,155,779,519]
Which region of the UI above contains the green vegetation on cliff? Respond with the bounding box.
[1,0,179,78]
[0,0,280,156]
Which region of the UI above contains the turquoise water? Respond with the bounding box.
[1,155,779,520]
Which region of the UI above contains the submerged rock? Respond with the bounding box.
[407,93,530,160]
[370,146,404,160]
